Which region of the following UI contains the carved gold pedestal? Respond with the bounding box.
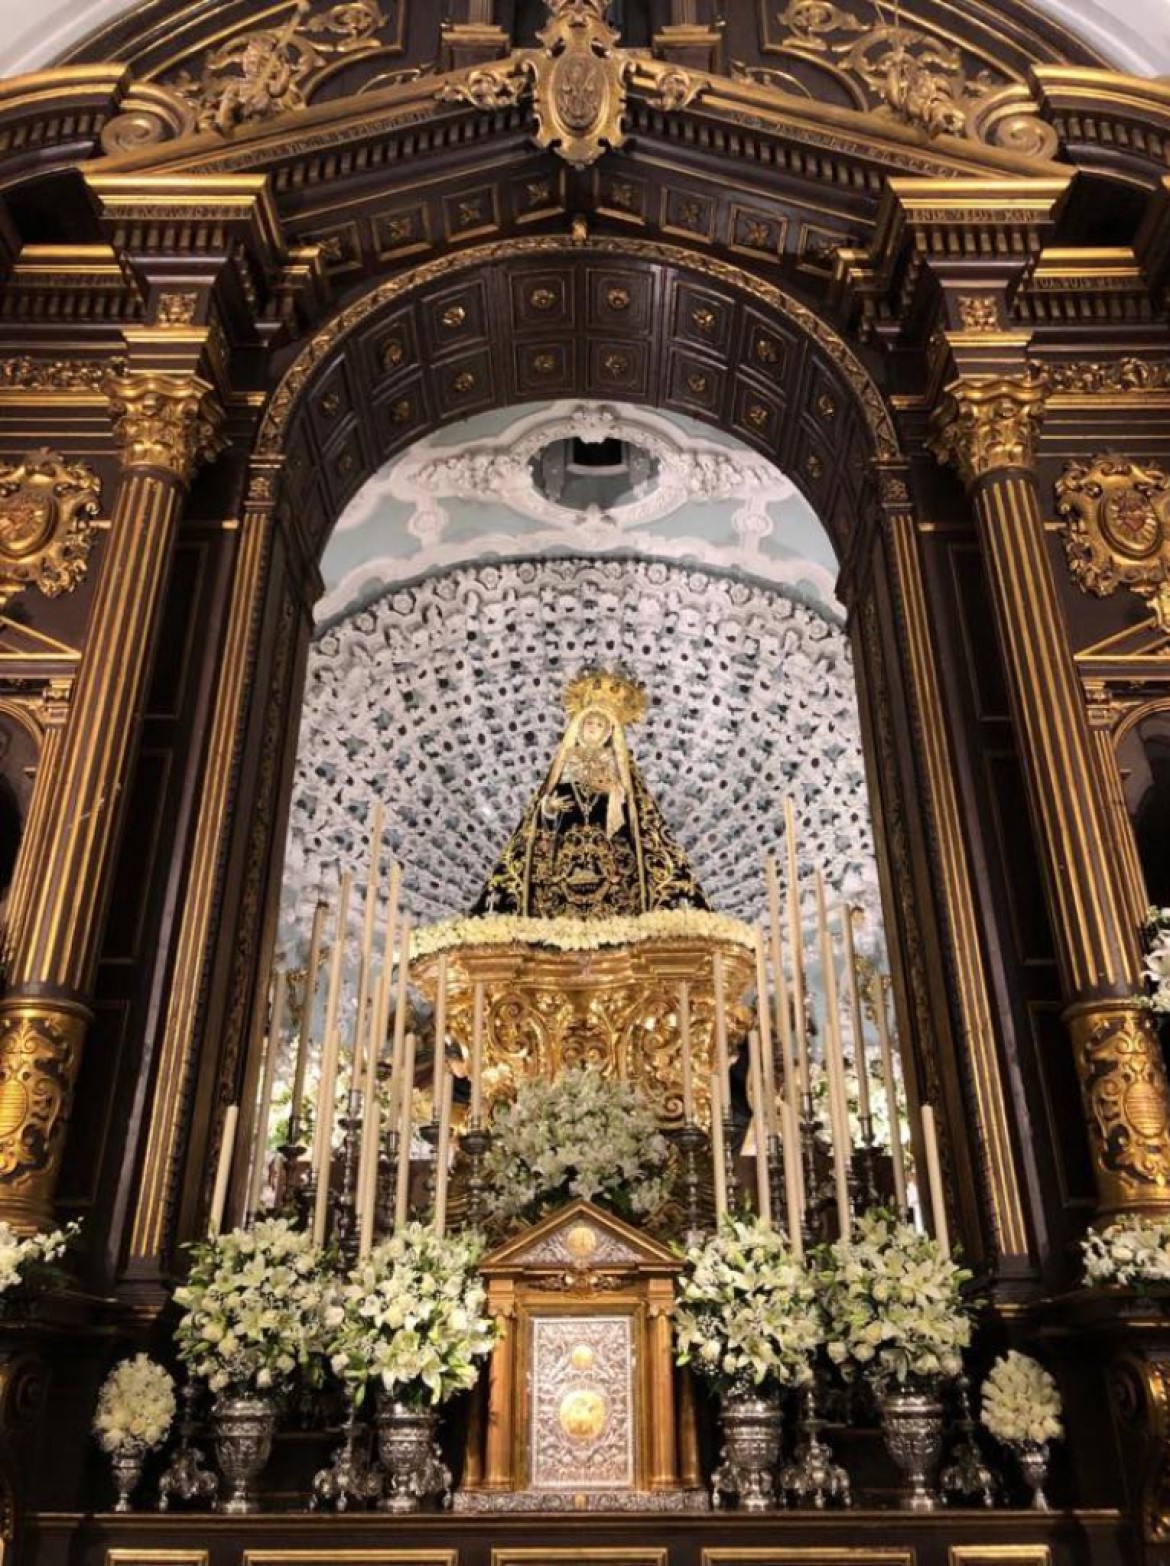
[1067,1000,1170,1218]
[413,936,755,1128]
[456,1199,705,1512]
[0,998,87,1233]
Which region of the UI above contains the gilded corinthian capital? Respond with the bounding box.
[106,372,227,485]
[928,375,1046,489]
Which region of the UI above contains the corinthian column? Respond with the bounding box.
[930,375,1170,1220]
[0,373,224,1232]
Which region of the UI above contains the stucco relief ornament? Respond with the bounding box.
[1054,457,1170,632]
[0,450,101,610]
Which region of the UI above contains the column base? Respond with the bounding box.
[1066,997,1170,1220]
[0,994,88,1235]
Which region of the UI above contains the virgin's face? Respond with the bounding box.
[579,710,612,747]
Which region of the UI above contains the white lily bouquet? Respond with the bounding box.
[1082,1215,1170,1288]
[674,1215,822,1397]
[323,1223,496,1406]
[819,1209,972,1389]
[1141,906,1170,1014]
[980,1351,1063,1448]
[0,1218,79,1299]
[483,1066,671,1227]
[173,1218,328,1397]
[93,1354,176,1454]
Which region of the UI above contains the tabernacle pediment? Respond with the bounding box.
[479,1198,681,1277]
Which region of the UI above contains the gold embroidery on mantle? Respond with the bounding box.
[0,450,101,611]
[1055,456,1170,632]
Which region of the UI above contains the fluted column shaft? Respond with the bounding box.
[0,373,224,1231]
[931,376,1170,1219]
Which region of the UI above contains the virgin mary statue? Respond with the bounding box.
[471,671,710,919]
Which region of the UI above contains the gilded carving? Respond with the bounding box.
[928,375,1046,489]
[0,357,126,392]
[0,1003,86,1231]
[157,291,199,327]
[649,67,707,114]
[1068,1002,1170,1214]
[957,296,999,332]
[1041,357,1170,394]
[169,0,390,135]
[1110,1353,1170,1544]
[106,374,227,486]
[0,451,101,611]
[1055,457,1170,631]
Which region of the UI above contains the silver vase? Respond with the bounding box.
[1012,1440,1051,1510]
[375,1395,439,1513]
[212,1395,276,1514]
[110,1444,145,1512]
[878,1382,945,1512]
[713,1391,782,1512]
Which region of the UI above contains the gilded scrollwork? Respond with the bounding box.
[928,375,1046,489]
[106,373,227,485]
[168,0,391,135]
[0,450,102,611]
[527,0,634,169]
[0,1004,86,1228]
[1068,1002,1170,1212]
[1055,456,1170,631]
[1110,1352,1170,1544]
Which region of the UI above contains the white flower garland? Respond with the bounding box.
[1082,1215,1170,1288]
[819,1209,972,1388]
[323,1224,495,1406]
[675,1216,821,1396]
[412,909,755,959]
[0,1218,78,1296]
[1142,906,1170,1014]
[93,1355,176,1454]
[483,1067,671,1226]
[173,1219,328,1396]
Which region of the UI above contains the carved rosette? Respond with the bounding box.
[1067,1000,1170,1216]
[0,1002,87,1232]
[106,374,227,486]
[1054,456,1170,631]
[928,376,1046,489]
[0,450,101,611]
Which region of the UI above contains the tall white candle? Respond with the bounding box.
[353,803,385,1083]
[248,970,286,1215]
[765,857,797,1111]
[433,1065,454,1236]
[358,1106,381,1258]
[840,904,872,1123]
[387,915,412,1129]
[208,1103,239,1237]
[709,1072,728,1222]
[470,980,486,1124]
[784,799,809,1095]
[679,981,695,1124]
[921,1105,951,1258]
[290,901,327,1129]
[394,1031,417,1230]
[312,873,352,1247]
[712,951,730,1102]
[779,1101,804,1259]
[754,925,778,1138]
[815,872,852,1241]
[433,952,449,1075]
[747,1028,772,1226]
[873,975,909,1212]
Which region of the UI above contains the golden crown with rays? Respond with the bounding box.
[563,669,648,726]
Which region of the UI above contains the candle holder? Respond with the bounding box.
[779,1384,852,1509]
[420,1119,440,1216]
[278,1114,309,1225]
[766,1131,788,1237]
[333,1091,365,1263]
[672,1121,710,1245]
[460,1121,492,1232]
[312,1388,382,1511]
[723,1111,741,1211]
[157,1382,219,1511]
[799,1094,827,1248]
[375,1129,400,1237]
[939,1376,996,1507]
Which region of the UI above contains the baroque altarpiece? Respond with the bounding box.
[0,0,1169,1561]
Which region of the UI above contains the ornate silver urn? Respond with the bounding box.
[211,1395,276,1514]
[712,1391,783,1512]
[878,1381,946,1511]
[375,1395,441,1513]
[110,1443,146,1512]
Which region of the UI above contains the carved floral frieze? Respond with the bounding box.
[1055,456,1170,631]
[0,451,102,611]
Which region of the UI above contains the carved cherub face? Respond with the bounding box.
[578,709,613,748]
